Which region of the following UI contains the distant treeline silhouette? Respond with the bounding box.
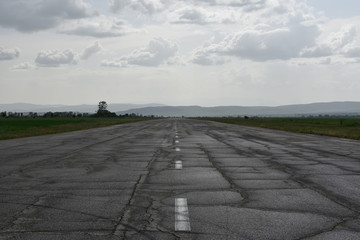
[0,111,157,118]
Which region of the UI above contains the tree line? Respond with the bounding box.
[0,101,158,118]
[0,110,154,118]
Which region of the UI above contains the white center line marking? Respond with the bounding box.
[175,147,181,152]
[175,198,191,231]
[175,140,179,144]
[175,160,183,169]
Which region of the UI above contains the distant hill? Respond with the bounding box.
[0,103,165,113]
[118,102,360,117]
[2,102,360,117]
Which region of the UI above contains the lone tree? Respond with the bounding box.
[95,101,117,117]
[98,101,108,111]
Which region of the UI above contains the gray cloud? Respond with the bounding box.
[109,0,266,15]
[192,19,320,63]
[188,0,266,11]
[11,62,34,70]
[81,41,102,60]
[101,60,124,68]
[329,25,357,50]
[61,25,125,38]
[124,37,178,66]
[192,48,228,65]
[176,8,207,24]
[320,57,332,65]
[171,7,236,25]
[35,49,78,67]
[0,47,20,60]
[60,18,130,38]
[102,37,178,67]
[345,47,360,58]
[109,0,127,13]
[109,0,164,14]
[0,0,98,32]
[300,45,333,58]
[301,25,359,59]
[238,0,266,12]
[330,26,359,58]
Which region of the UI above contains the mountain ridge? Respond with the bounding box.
[118,101,360,117]
[0,103,166,113]
[1,101,360,117]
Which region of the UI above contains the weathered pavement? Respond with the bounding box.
[1,118,360,239]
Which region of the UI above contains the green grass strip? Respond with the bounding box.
[0,117,153,140]
[201,117,360,140]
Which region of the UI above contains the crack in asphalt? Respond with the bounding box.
[199,143,248,204]
[113,145,166,239]
[205,124,360,237]
[2,119,360,239]
[0,125,151,180]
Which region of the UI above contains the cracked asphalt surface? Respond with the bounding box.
[1,118,360,239]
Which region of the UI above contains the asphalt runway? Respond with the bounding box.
[1,118,360,239]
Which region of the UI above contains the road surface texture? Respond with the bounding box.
[1,118,360,239]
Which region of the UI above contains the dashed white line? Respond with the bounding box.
[175,140,179,144]
[175,198,191,231]
[175,160,183,169]
[175,147,181,152]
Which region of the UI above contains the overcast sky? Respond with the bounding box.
[1,0,360,106]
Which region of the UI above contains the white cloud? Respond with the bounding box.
[81,41,103,60]
[192,20,319,63]
[0,47,20,60]
[125,37,178,66]
[101,60,124,68]
[300,25,360,59]
[0,0,98,32]
[2,0,360,107]
[35,49,79,67]
[109,0,267,16]
[224,0,266,11]
[183,0,334,63]
[300,45,333,58]
[171,7,236,25]
[167,0,273,25]
[11,62,34,70]
[102,37,178,67]
[109,0,164,14]
[327,25,357,50]
[192,47,228,65]
[172,8,208,25]
[186,0,266,10]
[60,17,133,38]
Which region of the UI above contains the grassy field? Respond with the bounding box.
[0,117,153,140]
[202,117,360,140]
[3,117,360,141]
